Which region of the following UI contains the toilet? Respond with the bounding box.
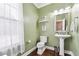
[37,36,47,55]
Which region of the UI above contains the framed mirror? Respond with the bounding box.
[56,19,65,32]
[55,14,66,33]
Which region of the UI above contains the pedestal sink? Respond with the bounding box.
[55,33,71,56]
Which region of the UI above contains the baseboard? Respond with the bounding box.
[22,46,74,56]
[22,46,36,56]
[46,46,54,50]
[46,46,74,56]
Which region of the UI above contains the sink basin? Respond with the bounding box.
[55,34,71,38]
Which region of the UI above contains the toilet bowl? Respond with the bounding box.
[37,36,47,55]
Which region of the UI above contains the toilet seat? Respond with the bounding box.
[37,42,45,48]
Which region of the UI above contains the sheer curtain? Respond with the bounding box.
[0,3,25,56]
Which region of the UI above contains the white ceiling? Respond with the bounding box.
[33,3,51,8]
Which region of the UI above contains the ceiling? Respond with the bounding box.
[33,3,51,8]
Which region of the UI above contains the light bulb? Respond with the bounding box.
[65,6,71,10]
[59,9,64,14]
[54,10,58,15]
[64,6,71,13]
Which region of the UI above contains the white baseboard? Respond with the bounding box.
[22,46,74,56]
[46,46,74,56]
[22,46,36,56]
[22,46,54,56]
[46,46,54,50]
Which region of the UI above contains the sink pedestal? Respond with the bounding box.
[55,34,71,56]
[59,37,64,56]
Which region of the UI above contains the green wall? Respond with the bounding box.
[23,3,39,51]
[38,3,79,56]
[39,3,73,47]
[65,4,79,56]
[39,3,79,56]
[23,3,79,55]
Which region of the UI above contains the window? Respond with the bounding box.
[0,3,24,56]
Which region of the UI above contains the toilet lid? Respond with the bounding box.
[38,42,44,45]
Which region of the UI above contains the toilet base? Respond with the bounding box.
[37,47,46,55]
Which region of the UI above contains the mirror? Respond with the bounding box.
[53,7,71,33]
[56,19,65,32]
[54,13,71,34]
[55,14,66,33]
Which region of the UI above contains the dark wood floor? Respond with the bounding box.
[28,49,71,56]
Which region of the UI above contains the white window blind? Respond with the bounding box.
[0,3,25,56]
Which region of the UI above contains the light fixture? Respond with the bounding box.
[59,9,64,14]
[52,6,71,15]
[64,6,71,13]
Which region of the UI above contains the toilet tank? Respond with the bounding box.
[40,36,47,43]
